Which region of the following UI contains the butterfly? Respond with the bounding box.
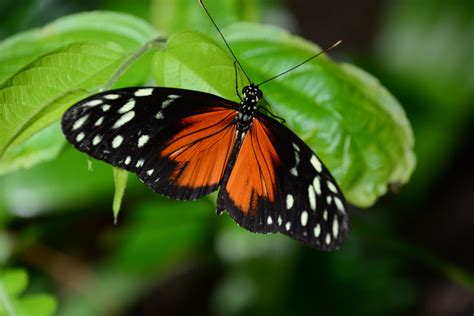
[61,2,350,251]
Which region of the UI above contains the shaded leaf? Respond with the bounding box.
[113,168,128,224]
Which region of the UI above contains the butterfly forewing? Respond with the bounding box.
[62,87,238,200]
[62,86,350,251]
[218,113,349,251]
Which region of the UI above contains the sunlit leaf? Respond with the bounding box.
[152,24,415,207]
[0,11,158,84]
[0,41,125,158]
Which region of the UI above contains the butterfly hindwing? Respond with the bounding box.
[218,112,350,251]
[62,87,238,200]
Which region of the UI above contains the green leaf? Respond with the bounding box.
[0,268,57,316]
[153,24,416,207]
[112,199,213,274]
[113,168,129,224]
[0,11,158,84]
[0,269,27,297]
[152,31,244,100]
[0,41,125,158]
[15,295,56,316]
[151,0,260,35]
[0,123,64,176]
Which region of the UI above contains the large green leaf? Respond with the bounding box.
[0,41,125,157]
[153,24,415,207]
[0,11,158,84]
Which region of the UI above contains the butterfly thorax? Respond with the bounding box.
[236,84,262,131]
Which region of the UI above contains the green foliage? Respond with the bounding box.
[153,24,415,207]
[376,0,474,198]
[113,168,128,223]
[0,11,158,174]
[0,1,473,315]
[0,11,157,84]
[0,124,64,176]
[151,0,261,35]
[0,41,125,157]
[0,268,56,316]
[0,7,415,209]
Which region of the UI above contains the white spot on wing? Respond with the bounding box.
[112,135,123,148]
[292,143,300,152]
[308,185,316,210]
[277,216,282,226]
[162,99,173,108]
[118,100,135,113]
[102,104,111,112]
[136,159,144,168]
[134,88,153,97]
[84,99,102,107]
[267,216,273,225]
[113,111,135,129]
[314,224,321,237]
[104,94,120,100]
[323,210,328,221]
[155,111,164,119]
[332,217,339,238]
[290,167,298,176]
[300,211,308,226]
[76,132,85,142]
[138,135,149,148]
[161,94,181,109]
[313,176,321,195]
[325,233,331,245]
[334,197,345,213]
[92,135,102,145]
[94,117,104,126]
[285,221,291,231]
[327,181,338,193]
[147,169,154,176]
[286,194,294,209]
[124,156,131,165]
[310,155,323,172]
[326,195,332,205]
[294,151,300,165]
[72,115,89,130]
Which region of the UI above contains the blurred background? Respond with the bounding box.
[0,0,473,315]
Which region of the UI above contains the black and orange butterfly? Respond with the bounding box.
[61,1,350,251]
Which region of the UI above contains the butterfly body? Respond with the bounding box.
[62,84,349,251]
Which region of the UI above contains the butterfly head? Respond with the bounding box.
[242,84,263,104]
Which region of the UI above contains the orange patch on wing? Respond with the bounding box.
[161,108,237,188]
[226,119,280,214]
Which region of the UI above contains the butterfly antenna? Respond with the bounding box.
[199,0,252,84]
[257,40,342,87]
